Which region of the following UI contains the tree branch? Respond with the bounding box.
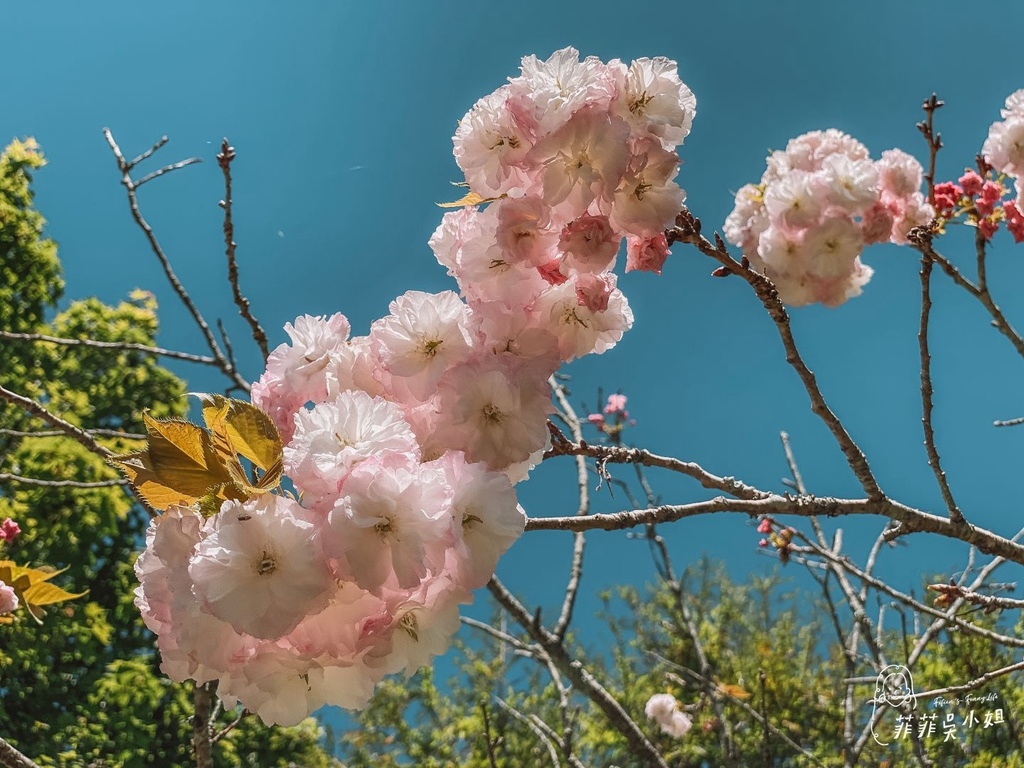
[0,738,40,768]
[669,209,883,501]
[0,330,218,365]
[217,139,269,361]
[488,576,668,768]
[102,129,250,393]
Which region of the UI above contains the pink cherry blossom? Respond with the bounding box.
[370,290,474,401]
[189,495,335,640]
[559,213,621,273]
[626,233,671,274]
[323,459,451,592]
[433,352,554,470]
[0,581,18,614]
[284,390,420,504]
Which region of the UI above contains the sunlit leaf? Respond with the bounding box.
[108,412,234,511]
[23,580,88,607]
[436,190,497,208]
[108,399,283,513]
[194,393,283,497]
[718,683,751,699]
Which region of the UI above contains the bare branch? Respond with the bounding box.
[0,738,41,768]
[488,577,668,768]
[494,697,561,768]
[460,616,537,655]
[669,209,883,501]
[0,473,127,489]
[550,377,589,642]
[993,416,1024,428]
[210,709,249,744]
[217,139,270,361]
[0,330,218,365]
[135,157,203,188]
[479,702,500,768]
[527,491,1024,568]
[102,129,250,393]
[544,439,768,501]
[0,384,112,458]
[913,234,1024,360]
[917,251,965,525]
[0,428,144,440]
[915,659,1024,701]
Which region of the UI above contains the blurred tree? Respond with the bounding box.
[0,139,337,767]
[345,558,1024,767]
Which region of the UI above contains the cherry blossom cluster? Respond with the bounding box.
[134,48,695,726]
[724,130,933,307]
[983,90,1024,210]
[934,171,1024,243]
[587,392,636,443]
[645,692,693,738]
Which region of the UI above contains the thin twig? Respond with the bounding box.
[102,129,250,393]
[0,428,144,440]
[461,616,537,655]
[217,140,269,361]
[544,439,768,501]
[0,384,112,458]
[0,473,127,489]
[210,709,249,744]
[0,330,217,365]
[494,697,561,768]
[912,233,1024,360]
[550,378,588,642]
[669,209,883,501]
[914,659,1024,701]
[994,416,1024,428]
[135,158,203,188]
[917,251,965,525]
[480,702,500,768]
[488,577,668,768]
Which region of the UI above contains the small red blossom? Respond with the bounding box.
[756,517,773,534]
[0,518,20,542]
[980,180,1005,206]
[933,182,963,214]
[979,216,999,240]
[587,413,606,427]
[1004,201,1024,243]
[958,170,984,197]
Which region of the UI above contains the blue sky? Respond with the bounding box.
[8,0,1024,738]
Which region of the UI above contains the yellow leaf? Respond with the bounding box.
[108,413,234,511]
[23,580,88,608]
[194,393,283,497]
[194,394,283,474]
[719,683,751,699]
[109,399,283,513]
[437,190,498,208]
